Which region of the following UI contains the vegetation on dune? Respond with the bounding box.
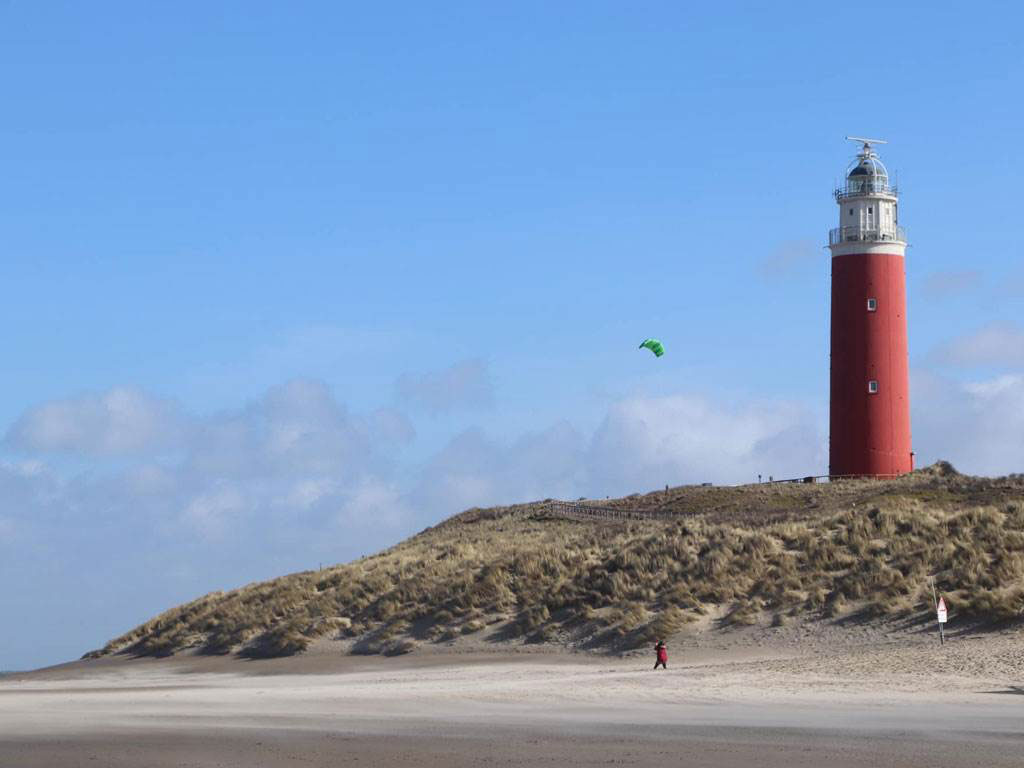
[92,463,1024,659]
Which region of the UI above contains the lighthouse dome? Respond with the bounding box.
[841,148,892,197]
[847,154,888,182]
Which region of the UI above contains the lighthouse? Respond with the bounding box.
[828,138,913,477]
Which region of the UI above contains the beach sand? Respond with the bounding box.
[2,625,1023,767]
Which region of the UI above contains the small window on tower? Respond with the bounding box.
[868,206,873,214]
[849,208,854,216]
[868,380,879,394]
[867,298,877,311]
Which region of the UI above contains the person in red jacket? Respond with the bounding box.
[653,639,667,670]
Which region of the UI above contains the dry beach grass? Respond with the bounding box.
[93,462,1024,661]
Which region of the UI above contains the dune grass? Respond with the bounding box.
[93,463,1024,659]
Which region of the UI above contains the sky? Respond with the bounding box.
[2,1,1023,671]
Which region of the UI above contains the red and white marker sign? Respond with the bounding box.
[937,597,948,624]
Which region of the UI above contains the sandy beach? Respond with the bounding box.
[3,625,1023,767]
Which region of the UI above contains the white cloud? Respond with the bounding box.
[367,408,416,447]
[5,388,185,457]
[2,379,414,550]
[396,359,494,413]
[966,375,1024,398]
[339,480,409,529]
[121,464,176,496]
[175,380,416,537]
[931,324,1024,369]
[0,379,904,558]
[586,395,824,491]
[912,370,1024,476]
[181,484,247,540]
[0,459,63,518]
[413,422,587,512]
[284,477,339,511]
[3,377,829,551]
[185,379,388,484]
[411,396,825,511]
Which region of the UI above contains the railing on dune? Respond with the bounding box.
[545,501,680,522]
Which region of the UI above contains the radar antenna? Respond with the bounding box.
[845,136,888,156]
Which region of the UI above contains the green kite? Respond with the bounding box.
[639,338,665,357]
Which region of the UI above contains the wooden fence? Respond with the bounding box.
[545,500,681,522]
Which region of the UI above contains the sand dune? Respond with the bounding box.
[3,627,1023,767]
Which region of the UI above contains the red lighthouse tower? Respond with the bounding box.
[828,138,913,477]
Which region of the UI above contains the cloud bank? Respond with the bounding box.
[4,369,1020,561]
[6,388,184,456]
[1,380,824,554]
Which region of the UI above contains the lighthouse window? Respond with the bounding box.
[867,298,877,311]
[868,206,873,214]
[868,380,879,394]
[849,208,854,216]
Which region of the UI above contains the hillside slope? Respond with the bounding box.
[93,463,1024,659]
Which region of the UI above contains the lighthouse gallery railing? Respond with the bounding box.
[829,225,907,245]
[834,180,898,200]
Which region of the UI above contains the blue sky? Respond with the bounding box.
[2,2,1023,670]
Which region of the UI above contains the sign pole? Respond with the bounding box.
[930,578,946,645]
